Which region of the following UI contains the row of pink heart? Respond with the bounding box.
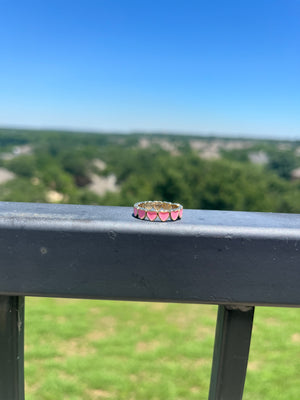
[134,207,183,221]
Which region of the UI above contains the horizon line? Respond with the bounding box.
[0,123,299,142]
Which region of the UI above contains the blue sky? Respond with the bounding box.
[0,0,299,138]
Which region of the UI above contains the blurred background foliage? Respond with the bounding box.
[0,128,300,213]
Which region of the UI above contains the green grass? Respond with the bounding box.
[25,298,300,400]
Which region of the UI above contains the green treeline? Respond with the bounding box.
[101,148,300,213]
[0,128,299,213]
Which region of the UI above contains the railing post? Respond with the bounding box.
[208,305,254,400]
[0,296,25,400]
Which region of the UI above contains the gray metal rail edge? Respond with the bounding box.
[0,202,299,399]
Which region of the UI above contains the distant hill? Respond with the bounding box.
[0,127,299,213]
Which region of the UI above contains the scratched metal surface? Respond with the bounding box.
[0,201,299,306]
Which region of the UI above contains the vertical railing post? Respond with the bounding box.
[0,296,25,400]
[208,305,254,400]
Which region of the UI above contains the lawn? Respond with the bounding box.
[25,298,300,400]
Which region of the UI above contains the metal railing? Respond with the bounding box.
[0,201,299,399]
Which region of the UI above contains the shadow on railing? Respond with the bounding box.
[0,202,299,399]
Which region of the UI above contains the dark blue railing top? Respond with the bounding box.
[0,201,299,307]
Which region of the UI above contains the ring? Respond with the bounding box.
[133,201,183,222]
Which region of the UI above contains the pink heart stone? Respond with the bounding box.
[170,210,179,221]
[179,209,183,218]
[138,209,146,219]
[147,211,157,221]
[158,211,169,222]
[133,207,138,217]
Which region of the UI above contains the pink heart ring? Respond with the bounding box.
[133,201,183,222]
